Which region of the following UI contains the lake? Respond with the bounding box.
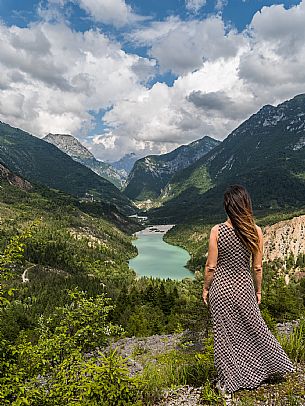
[129,225,194,280]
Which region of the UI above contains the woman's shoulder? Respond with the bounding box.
[211,223,221,232]
[254,223,263,236]
[210,223,221,239]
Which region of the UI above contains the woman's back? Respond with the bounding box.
[216,222,252,273]
[208,221,295,394]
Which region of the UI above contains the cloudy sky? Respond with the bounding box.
[0,0,304,161]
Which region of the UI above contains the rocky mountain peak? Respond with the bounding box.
[124,136,220,201]
[44,133,94,160]
[43,133,125,188]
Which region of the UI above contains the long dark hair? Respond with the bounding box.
[223,184,260,254]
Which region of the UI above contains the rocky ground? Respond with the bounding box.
[153,365,305,405]
[105,320,304,406]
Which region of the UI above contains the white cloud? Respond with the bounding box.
[215,0,228,12]
[0,21,156,139]
[92,56,259,160]
[185,0,206,13]
[238,1,305,101]
[129,16,244,75]
[2,1,305,161]
[45,0,149,27]
[95,1,305,159]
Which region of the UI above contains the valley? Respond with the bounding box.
[1,93,305,405]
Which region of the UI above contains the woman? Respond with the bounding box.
[202,184,295,403]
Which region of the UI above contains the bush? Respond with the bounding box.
[276,317,305,363]
[140,334,216,405]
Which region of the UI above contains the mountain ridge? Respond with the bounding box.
[124,136,220,201]
[0,121,135,215]
[44,133,124,188]
[148,93,305,222]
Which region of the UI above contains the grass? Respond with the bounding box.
[276,317,305,363]
[133,334,216,405]
[231,365,305,405]
[131,319,305,405]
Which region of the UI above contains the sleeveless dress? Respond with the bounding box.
[208,222,295,393]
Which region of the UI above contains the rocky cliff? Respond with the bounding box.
[263,215,305,264]
[0,163,32,191]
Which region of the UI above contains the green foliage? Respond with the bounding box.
[276,318,305,363]
[200,380,222,403]
[41,288,124,354]
[141,334,216,404]
[166,164,213,201]
[261,271,305,321]
[0,221,40,310]
[260,308,277,333]
[0,288,145,405]
[1,348,144,406]
[45,349,145,406]
[0,121,134,214]
[0,220,39,275]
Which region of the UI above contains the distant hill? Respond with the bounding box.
[124,136,220,201]
[149,94,305,223]
[0,122,136,215]
[44,133,124,188]
[111,153,140,178]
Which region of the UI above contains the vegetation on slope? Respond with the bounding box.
[149,94,305,223]
[0,172,304,404]
[124,136,219,201]
[0,121,135,214]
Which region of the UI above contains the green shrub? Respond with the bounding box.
[276,318,305,363]
[140,334,216,404]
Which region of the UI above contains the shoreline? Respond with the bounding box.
[134,224,175,237]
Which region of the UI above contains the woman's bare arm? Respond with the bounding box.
[202,225,219,304]
[252,226,263,303]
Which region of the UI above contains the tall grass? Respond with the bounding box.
[140,334,216,405]
[276,317,305,363]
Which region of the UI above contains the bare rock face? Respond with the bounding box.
[0,163,32,191]
[43,133,124,188]
[44,133,94,160]
[263,215,305,262]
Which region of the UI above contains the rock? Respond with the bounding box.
[154,385,203,406]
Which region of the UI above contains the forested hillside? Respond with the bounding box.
[1,165,304,404]
[124,136,219,201]
[0,121,135,214]
[149,94,305,223]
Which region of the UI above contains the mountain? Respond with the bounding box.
[123,136,220,201]
[149,94,305,223]
[111,153,140,178]
[0,121,136,215]
[44,133,123,188]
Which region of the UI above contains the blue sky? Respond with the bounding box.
[1,0,301,32]
[0,0,304,160]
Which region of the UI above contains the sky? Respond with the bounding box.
[0,0,304,161]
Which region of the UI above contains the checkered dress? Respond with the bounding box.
[208,223,295,393]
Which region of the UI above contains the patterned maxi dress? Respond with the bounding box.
[208,223,295,393]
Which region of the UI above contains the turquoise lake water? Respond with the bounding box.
[128,226,194,280]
